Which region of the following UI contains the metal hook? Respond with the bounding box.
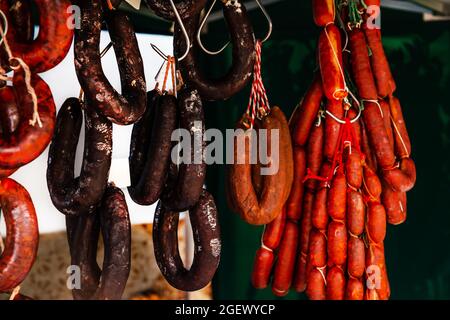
[150,43,169,61]
[197,0,273,56]
[169,0,190,61]
[0,9,9,46]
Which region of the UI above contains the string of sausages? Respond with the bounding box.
[247,0,415,300]
[0,0,73,298]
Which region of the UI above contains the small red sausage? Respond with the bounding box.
[272,221,299,296]
[285,147,306,221]
[346,278,364,300]
[309,230,327,268]
[347,190,365,236]
[348,237,366,278]
[381,182,407,225]
[251,247,274,289]
[382,157,416,192]
[366,203,387,244]
[327,171,346,221]
[263,206,286,250]
[327,221,347,266]
[389,95,411,158]
[363,164,382,200]
[324,99,343,161]
[326,266,346,300]
[345,151,363,189]
[306,268,327,300]
[312,0,335,27]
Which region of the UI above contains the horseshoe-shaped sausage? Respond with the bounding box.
[0,178,39,292]
[161,86,206,211]
[74,0,147,125]
[128,91,178,205]
[66,184,131,300]
[174,1,256,101]
[0,0,73,73]
[146,0,208,20]
[0,71,56,169]
[47,97,112,216]
[153,189,221,291]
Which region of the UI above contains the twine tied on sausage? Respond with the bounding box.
[0,10,42,127]
[244,40,270,129]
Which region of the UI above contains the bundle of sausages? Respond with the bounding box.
[0,0,73,296]
[253,0,414,300]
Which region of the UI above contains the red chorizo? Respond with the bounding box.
[346,278,364,300]
[324,99,343,160]
[382,157,416,192]
[272,221,299,296]
[326,266,345,300]
[319,24,347,100]
[305,121,324,191]
[327,171,346,221]
[366,244,390,300]
[380,99,394,150]
[363,164,382,200]
[312,162,331,230]
[345,151,363,189]
[251,247,274,289]
[263,206,286,250]
[285,147,306,221]
[389,95,411,158]
[327,221,347,266]
[292,74,324,147]
[347,189,365,236]
[312,0,335,27]
[306,268,326,300]
[381,182,407,225]
[360,120,377,171]
[348,236,365,278]
[366,203,387,244]
[0,178,38,292]
[309,230,327,268]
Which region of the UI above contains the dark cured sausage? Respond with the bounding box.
[0,93,19,137]
[228,107,293,225]
[161,87,206,211]
[0,71,55,169]
[0,0,73,73]
[8,0,34,42]
[145,0,207,20]
[319,24,346,100]
[128,91,177,205]
[74,0,146,125]
[153,190,221,291]
[312,0,335,27]
[67,184,131,300]
[292,74,324,147]
[174,3,255,101]
[0,178,38,292]
[47,98,112,216]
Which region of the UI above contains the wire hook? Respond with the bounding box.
[0,9,9,46]
[197,0,273,56]
[170,0,190,61]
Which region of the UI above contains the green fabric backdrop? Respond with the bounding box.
[200,1,450,300]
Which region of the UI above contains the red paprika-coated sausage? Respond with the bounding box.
[0,71,56,169]
[327,221,347,266]
[251,247,274,289]
[380,99,394,151]
[0,0,73,73]
[309,229,327,268]
[306,268,326,300]
[360,121,377,171]
[348,236,366,278]
[0,167,18,178]
[285,147,306,221]
[312,0,335,27]
[366,203,387,244]
[324,99,343,160]
[347,189,365,236]
[305,121,324,191]
[292,74,324,147]
[319,24,347,100]
[272,221,298,297]
[345,151,363,189]
[326,266,345,300]
[366,244,390,300]
[363,164,382,200]
[364,24,396,97]
[312,162,331,230]
[382,157,416,193]
[263,206,286,250]
[381,182,407,225]
[293,190,315,292]
[389,95,412,158]
[349,28,378,100]
[327,171,346,221]
[346,278,364,300]
[0,178,38,292]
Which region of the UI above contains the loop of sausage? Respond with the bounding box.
[47,98,112,216]
[0,178,39,292]
[174,3,255,101]
[0,71,56,169]
[74,0,147,125]
[67,184,131,300]
[0,0,73,73]
[145,0,207,20]
[128,91,177,205]
[319,24,347,100]
[153,189,221,291]
[228,107,293,225]
[312,0,336,27]
[161,87,206,211]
